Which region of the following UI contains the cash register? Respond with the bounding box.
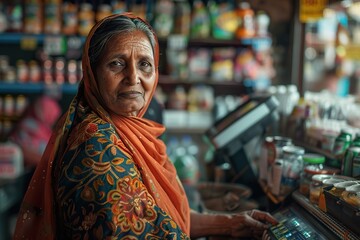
[205,94,279,195]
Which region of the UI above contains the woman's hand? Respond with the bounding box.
[229,209,278,239]
[190,209,278,239]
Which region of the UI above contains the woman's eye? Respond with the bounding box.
[110,60,124,67]
[140,61,153,70]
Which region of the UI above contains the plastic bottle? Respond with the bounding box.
[24,0,43,34]
[208,0,237,40]
[5,0,23,32]
[190,0,211,39]
[153,0,174,38]
[255,10,270,37]
[173,0,191,36]
[351,132,360,147]
[78,3,95,36]
[96,3,112,22]
[0,3,8,32]
[182,135,199,159]
[333,129,352,157]
[173,135,200,185]
[167,136,180,162]
[235,2,255,39]
[111,0,127,14]
[44,0,62,34]
[62,2,78,35]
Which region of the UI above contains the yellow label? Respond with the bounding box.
[300,0,328,23]
[20,37,38,50]
[344,44,360,60]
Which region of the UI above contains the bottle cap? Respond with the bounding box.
[303,153,325,164]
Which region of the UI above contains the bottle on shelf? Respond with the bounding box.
[78,3,95,37]
[4,0,23,32]
[190,0,211,39]
[44,0,62,34]
[208,0,238,40]
[173,135,200,185]
[153,0,174,38]
[62,1,78,35]
[24,0,43,34]
[96,3,112,23]
[173,0,191,37]
[235,1,255,39]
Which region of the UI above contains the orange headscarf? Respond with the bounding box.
[13,13,190,239]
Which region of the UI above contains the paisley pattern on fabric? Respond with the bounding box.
[54,106,189,239]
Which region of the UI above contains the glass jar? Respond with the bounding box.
[299,154,326,196]
[341,184,360,208]
[281,145,305,195]
[329,180,360,197]
[309,174,333,204]
[318,176,354,211]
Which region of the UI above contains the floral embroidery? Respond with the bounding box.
[108,177,156,234]
[55,111,190,239]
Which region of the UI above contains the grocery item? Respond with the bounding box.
[318,176,353,211]
[281,145,305,195]
[341,184,360,208]
[44,0,62,34]
[62,2,78,35]
[208,0,238,40]
[24,0,43,34]
[255,10,270,37]
[96,3,112,22]
[329,180,359,197]
[5,0,23,32]
[333,129,352,157]
[153,0,174,38]
[173,0,191,36]
[342,146,360,176]
[210,47,236,81]
[299,153,326,196]
[78,3,95,36]
[190,0,211,39]
[235,2,255,39]
[309,174,333,204]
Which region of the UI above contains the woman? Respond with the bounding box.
[14,13,277,239]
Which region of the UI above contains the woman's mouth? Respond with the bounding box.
[118,91,143,99]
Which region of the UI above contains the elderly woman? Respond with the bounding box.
[13,13,277,239]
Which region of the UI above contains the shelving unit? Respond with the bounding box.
[0,31,273,137]
[0,82,78,94]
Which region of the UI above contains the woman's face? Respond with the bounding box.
[95,30,156,117]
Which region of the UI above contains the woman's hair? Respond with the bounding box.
[88,15,156,70]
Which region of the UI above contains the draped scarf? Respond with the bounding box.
[13,13,190,239]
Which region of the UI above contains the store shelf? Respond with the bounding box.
[0,33,46,43]
[0,32,85,44]
[159,75,245,86]
[0,82,79,94]
[293,140,342,168]
[158,36,272,49]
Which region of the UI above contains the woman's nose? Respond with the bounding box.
[125,63,139,85]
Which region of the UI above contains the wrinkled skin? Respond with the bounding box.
[95,30,156,117]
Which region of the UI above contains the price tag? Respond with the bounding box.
[300,0,328,23]
[20,37,38,50]
[44,36,66,56]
